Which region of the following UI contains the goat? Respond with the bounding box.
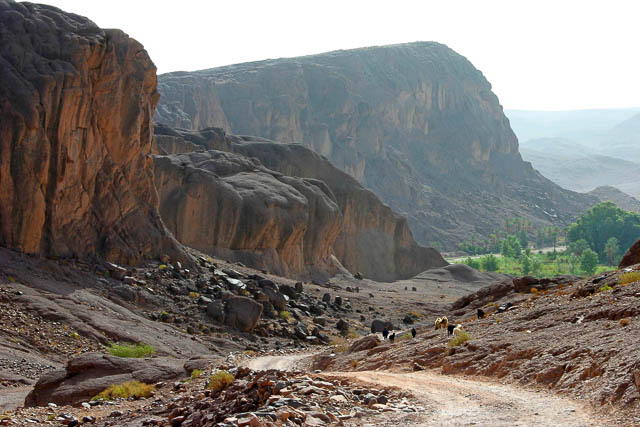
[452,325,464,336]
[411,327,417,338]
[435,316,449,331]
[477,308,485,319]
[389,332,396,343]
[447,323,461,336]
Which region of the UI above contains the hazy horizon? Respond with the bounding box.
[33,0,640,111]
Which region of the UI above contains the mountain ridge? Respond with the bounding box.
[156,42,598,249]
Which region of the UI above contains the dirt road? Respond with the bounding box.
[243,353,312,371]
[245,354,611,427]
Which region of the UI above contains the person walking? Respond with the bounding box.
[411,327,417,338]
[382,328,389,340]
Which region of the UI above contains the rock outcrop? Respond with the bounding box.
[619,239,640,269]
[153,125,447,281]
[155,42,598,249]
[0,1,183,264]
[24,353,189,407]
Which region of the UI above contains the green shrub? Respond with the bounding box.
[106,342,154,358]
[189,291,200,299]
[190,369,203,380]
[482,254,500,272]
[448,330,471,347]
[158,264,168,270]
[278,311,290,320]
[619,271,640,286]
[208,371,234,392]
[599,284,612,292]
[92,381,154,401]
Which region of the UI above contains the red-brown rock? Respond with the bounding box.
[0,1,183,264]
[619,239,640,269]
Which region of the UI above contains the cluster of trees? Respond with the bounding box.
[566,202,640,265]
[457,218,532,255]
[460,202,640,277]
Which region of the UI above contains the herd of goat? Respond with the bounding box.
[380,303,514,341]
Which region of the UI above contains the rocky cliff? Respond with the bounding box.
[154,125,447,281]
[0,1,183,263]
[156,42,598,249]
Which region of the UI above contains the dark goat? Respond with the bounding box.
[477,308,485,319]
[447,324,459,336]
[389,332,396,343]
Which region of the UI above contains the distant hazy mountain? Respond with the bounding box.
[588,186,640,213]
[506,108,640,143]
[520,137,640,196]
[592,113,640,162]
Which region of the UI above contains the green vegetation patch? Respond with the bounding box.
[92,380,154,401]
[278,310,291,320]
[106,342,154,358]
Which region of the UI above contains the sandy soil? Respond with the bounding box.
[337,371,610,427]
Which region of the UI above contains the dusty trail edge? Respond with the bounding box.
[244,353,617,427]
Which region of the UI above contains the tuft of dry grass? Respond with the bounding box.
[92,381,154,401]
[350,359,359,368]
[345,329,360,339]
[619,271,640,286]
[448,331,471,347]
[189,292,200,299]
[620,318,631,327]
[330,336,349,352]
[530,287,539,294]
[208,371,234,393]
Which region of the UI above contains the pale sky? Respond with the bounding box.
[34,0,640,111]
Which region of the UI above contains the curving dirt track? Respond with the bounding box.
[337,371,611,427]
[245,354,614,427]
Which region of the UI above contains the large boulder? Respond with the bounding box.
[24,353,187,407]
[262,287,288,311]
[370,319,394,333]
[224,296,263,332]
[620,239,640,269]
[349,334,381,353]
[0,1,184,264]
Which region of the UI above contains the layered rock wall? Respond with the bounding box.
[153,148,344,279]
[0,1,183,263]
[154,125,447,281]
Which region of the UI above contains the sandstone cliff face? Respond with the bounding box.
[156,42,598,249]
[153,148,343,279]
[154,125,447,281]
[0,1,182,263]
